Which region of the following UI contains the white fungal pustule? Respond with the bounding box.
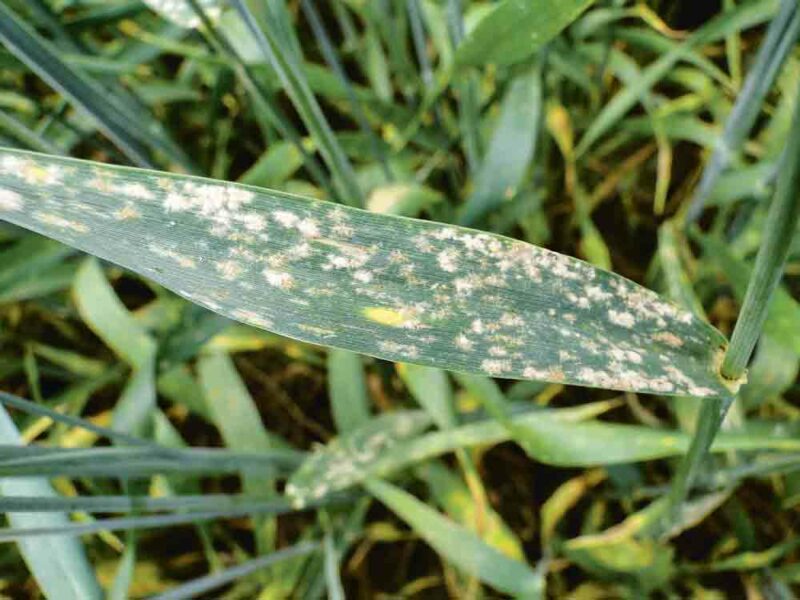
[164,191,193,212]
[608,309,636,328]
[437,248,459,272]
[455,334,474,351]
[215,259,243,280]
[119,182,155,200]
[481,359,512,375]
[22,162,62,186]
[652,331,684,348]
[33,212,88,233]
[262,268,294,289]
[113,203,141,221]
[296,218,321,238]
[273,210,299,228]
[0,188,23,211]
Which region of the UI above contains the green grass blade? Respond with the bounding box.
[73,258,156,369]
[365,478,544,597]
[721,90,800,380]
[0,390,156,448]
[416,461,525,560]
[149,541,318,600]
[0,148,732,398]
[0,501,322,542]
[300,0,394,183]
[398,364,455,429]
[286,411,431,508]
[73,258,157,435]
[0,493,291,513]
[230,0,364,206]
[663,90,800,529]
[0,406,102,600]
[700,234,800,356]
[197,350,278,551]
[327,349,371,434]
[458,65,542,226]
[0,109,63,155]
[0,2,193,170]
[446,0,482,173]
[576,0,781,156]
[455,0,594,68]
[198,351,276,453]
[362,409,800,485]
[109,532,136,600]
[685,0,800,223]
[323,533,346,600]
[0,450,300,478]
[454,372,550,459]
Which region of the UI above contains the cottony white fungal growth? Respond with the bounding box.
[286,411,432,508]
[0,188,23,211]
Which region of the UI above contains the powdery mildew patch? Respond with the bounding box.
[286,411,431,509]
[0,149,731,398]
[141,0,223,28]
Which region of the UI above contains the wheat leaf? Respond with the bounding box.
[0,148,732,398]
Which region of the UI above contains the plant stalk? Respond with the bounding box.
[685,0,800,224]
[662,76,800,532]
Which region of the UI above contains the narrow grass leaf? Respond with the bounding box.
[576,0,781,156]
[0,446,301,478]
[0,501,322,542]
[0,3,192,170]
[149,541,318,600]
[416,461,525,560]
[0,149,732,398]
[454,372,550,459]
[458,65,542,227]
[197,351,276,453]
[456,0,594,67]
[109,532,136,600]
[685,0,800,222]
[365,478,543,597]
[323,534,346,600]
[286,403,609,501]
[197,350,277,551]
[286,411,431,508]
[398,364,455,429]
[0,406,102,600]
[700,235,800,357]
[364,409,800,483]
[73,258,157,434]
[327,349,371,434]
[73,258,156,368]
[230,0,364,205]
[0,390,155,448]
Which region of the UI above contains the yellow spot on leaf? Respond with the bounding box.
[363,307,408,327]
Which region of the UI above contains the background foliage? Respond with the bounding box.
[0,0,799,598]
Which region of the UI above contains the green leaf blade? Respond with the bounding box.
[0,148,730,398]
[0,406,103,600]
[456,0,595,68]
[365,478,544,598]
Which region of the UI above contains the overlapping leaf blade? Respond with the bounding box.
[0,148,731,397]
[456,0,595,67]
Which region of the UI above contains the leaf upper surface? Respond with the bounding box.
[0,148,730,398]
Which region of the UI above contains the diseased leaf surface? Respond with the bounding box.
[142,0,224,28]
[0,149,730,397]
